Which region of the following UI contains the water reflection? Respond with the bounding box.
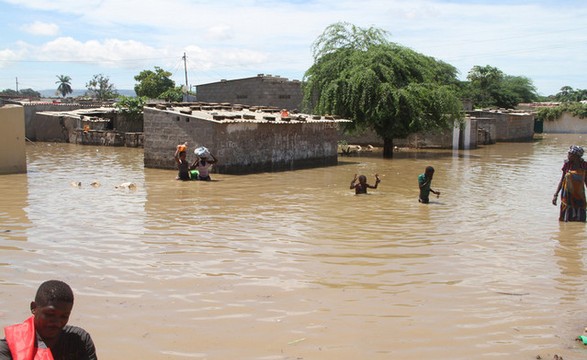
[1,135,587,359]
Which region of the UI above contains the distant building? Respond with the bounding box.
[196,74,303,111]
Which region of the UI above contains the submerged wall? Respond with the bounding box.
[0,105,27,174]
[542,112,587,133]
[341,111,533,148]
[32,108,143,147]
[470,111,534,141]
[143,106,344,174]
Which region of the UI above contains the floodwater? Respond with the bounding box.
[1,134,587,360]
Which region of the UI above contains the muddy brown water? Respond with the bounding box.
[1,134,587,359]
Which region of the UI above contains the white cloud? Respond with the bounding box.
[22,21,59,36]
[205,25,234,42]
[1,0,586,94]
[37,37,165,66]
[0,49,20,68]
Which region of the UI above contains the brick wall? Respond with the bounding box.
[143,107,340,174]
[196,75,303,111]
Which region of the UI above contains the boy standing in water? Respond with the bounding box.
[0,280,97,360]
[350,174,380,194]
[418,166,440,203]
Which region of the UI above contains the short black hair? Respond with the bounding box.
[425,166,435,173]
[34,280,74,306]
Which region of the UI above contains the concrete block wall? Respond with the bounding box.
[73,130,143,147]
[470,111,534,141]
[32,113,76,142]
[339,118,479,150]
[143,107,339,174]
[23,103,105,140]
[0,105,27,174]
[542,112,587,133]
[196,75,303,111]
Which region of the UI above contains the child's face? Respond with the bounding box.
[32,300,73,341]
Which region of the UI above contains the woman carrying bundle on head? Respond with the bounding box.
[553,145,587,222]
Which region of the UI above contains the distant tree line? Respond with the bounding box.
[0,88,41,98]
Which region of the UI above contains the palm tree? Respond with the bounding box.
[55,75,73,98]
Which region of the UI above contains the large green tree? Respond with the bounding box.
[55,75,73,98]
[85,74,118,101]
[115,95,147,125]
[466,65,537,108]
[303,22,464,158]
[134,66,175,99]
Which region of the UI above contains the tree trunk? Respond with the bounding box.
[383,137,394,158]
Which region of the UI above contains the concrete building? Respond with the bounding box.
[33,107,143,147]
[143,103,349,174]
[196,74,303,111]
[470,110,534,142]
[0,104,27,174]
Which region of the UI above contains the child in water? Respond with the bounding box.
[350,174,380,194]
[418,166,440,203]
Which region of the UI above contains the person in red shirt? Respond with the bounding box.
[0,280,97,360]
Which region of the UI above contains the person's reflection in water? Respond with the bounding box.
[552,224,587,305]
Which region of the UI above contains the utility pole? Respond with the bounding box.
[182,52,189,95]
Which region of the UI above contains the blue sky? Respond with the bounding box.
[0,0,586,96]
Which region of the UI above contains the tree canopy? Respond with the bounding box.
[134,67,175,99]
[55,75,73,98]
[115,95,147,123]
[465,65,538,108]
[85,74,118,101]
[553,86,587,102]
[303,22,464,157]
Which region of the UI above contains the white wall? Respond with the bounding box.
[543,112,587,133]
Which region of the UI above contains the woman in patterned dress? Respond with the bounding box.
[553,145,587,222]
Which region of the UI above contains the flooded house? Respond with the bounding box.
[143,102,350,174]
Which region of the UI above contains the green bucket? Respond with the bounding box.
[189,170,200,180]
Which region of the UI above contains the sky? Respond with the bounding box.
[0,0,586,96]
